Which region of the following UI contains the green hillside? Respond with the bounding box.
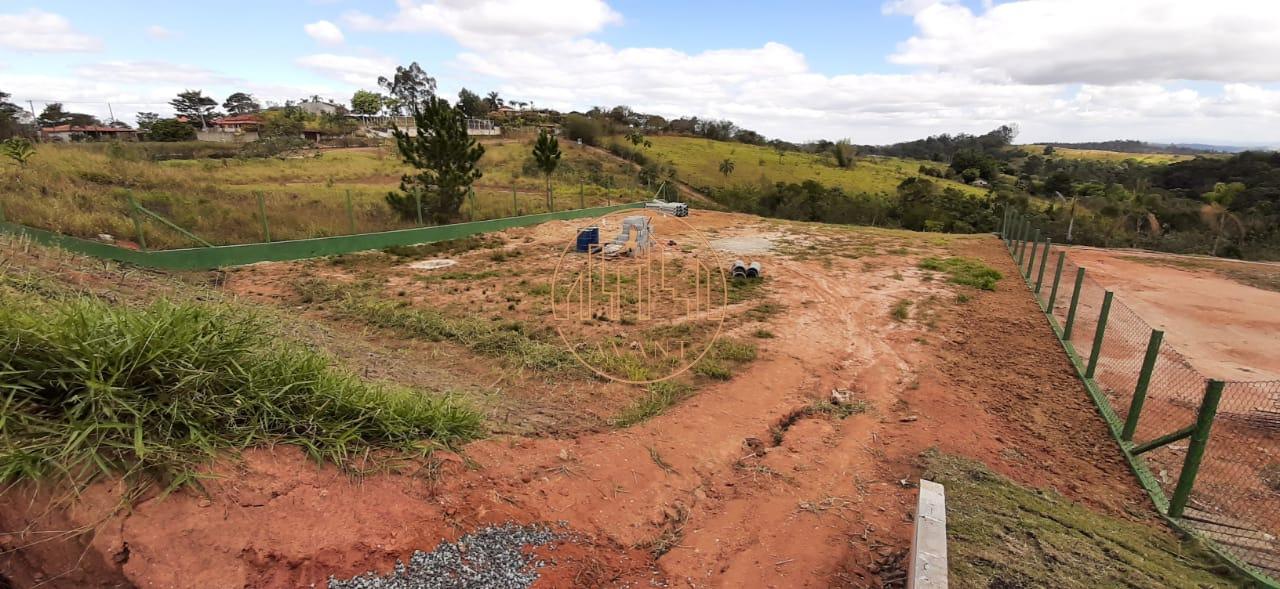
[634,135,987,197]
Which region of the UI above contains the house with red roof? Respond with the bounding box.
[40,125,138,142]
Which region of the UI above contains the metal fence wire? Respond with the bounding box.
[1000,209,1280,584]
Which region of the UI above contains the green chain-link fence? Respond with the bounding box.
[1002,207,1280,586]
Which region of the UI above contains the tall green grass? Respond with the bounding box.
[0,141,651,250]
[0,295,482,488]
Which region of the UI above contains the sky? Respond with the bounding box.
[1,0,1279,145]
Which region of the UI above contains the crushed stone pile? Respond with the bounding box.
[328,523,561,589]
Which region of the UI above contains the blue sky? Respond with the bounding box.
[2,0,1278,144]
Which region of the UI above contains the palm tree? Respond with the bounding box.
[1201,182,1246,257]
[719,158,735,178]
[532,130,562,211]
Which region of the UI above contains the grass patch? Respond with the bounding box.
[808,399,869,419]
[922,450,1246,588]
[296,278,576,373]
[918,256,1003,290]
[0,295,482,490]
[891,299,913,321]
[691,337,758,380]
[752,328,775,339]
[693,357,732,380]
[612,381,696,427]
[727,276,766,303]
[745,301,782,321]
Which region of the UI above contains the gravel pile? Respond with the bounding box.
[328,523,562,589]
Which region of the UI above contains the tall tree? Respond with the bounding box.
[1201,182,1246,257]
[378,62,436,115]
[0,91,25,138]
[170,90,220,128]
[456,88,487,118]
[350,90,383,116]
[222,92,260,115]
[387,96,484,223]
[484,91,503,111]
[719,158,735,178]
[532,129,562,211]
[135,112,160,132]
[36,103,73,127]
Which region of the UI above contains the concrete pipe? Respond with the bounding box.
[746,261,762,278]
[731,259,748,278]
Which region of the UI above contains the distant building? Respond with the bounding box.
[298,99,340,116]
[198,114,264,143]
[466,118,500,136]
[971,178,991,188]
[212,114,263,132]
[40,125,138,142]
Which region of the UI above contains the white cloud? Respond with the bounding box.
[146,25,175,40]
[890,0,1280,84]
[296,53,395,85]
[344,0,621,46]
[304,20,345,45]
[0,9,101,52]
[452,30,1280,143]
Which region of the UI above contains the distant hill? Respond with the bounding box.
[1037,140,1212,155]
[1034,140,1277,155]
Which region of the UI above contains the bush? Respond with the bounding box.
[147,118,196,142]
[0,296,482,487]
[562,114,603,146]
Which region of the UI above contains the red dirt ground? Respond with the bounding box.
[1,217,1155,588]
[1065,247,1280,381]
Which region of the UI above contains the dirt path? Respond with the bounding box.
[1,225,1153,588]
[579,143,719,208]
[1066,247,1280,381]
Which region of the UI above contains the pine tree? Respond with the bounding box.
[532,130,562,211]
[386,96,484,224]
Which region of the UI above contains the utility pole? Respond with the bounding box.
[27,101,39,142]
[107,102,115,125]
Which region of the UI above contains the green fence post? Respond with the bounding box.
[345,190,356,234]
[1035,238,1052,293]
[1084,290,1114,379]
[580,180,585,209]
[1168,379,1225,519]
[512,182,518,216]
[1024,229,1040,278]
[126,191,148,251]
[1013,218,1024,255]
[256,191,271,243]
[1047,251,1066,311]
[999,207,1009,239]
[1063,267,1085,340]
[0,201,6,223]
[1121,330,1164,442]
[414,192,423,226]
[1019,221,1031,260]
[468,187,478,221]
